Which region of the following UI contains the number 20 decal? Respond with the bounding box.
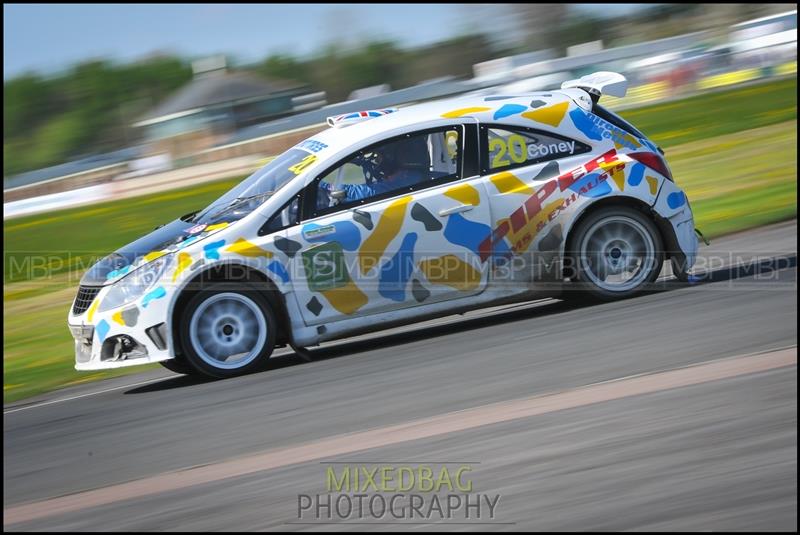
[489,134,527,168]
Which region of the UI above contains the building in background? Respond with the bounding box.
[133,55,308,162]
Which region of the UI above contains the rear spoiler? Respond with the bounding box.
[561,71,628,104]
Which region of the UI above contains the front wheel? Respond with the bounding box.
[567,207,664,301]
[178,282,277,378]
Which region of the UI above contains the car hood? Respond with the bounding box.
[80,218,230,286]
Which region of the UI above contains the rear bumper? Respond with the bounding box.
[654,179,699,269]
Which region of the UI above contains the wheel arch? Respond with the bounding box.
[168,261,293,358]
[560,195,682,278]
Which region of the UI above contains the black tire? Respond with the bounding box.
[159,357,197,376]
[177,282,277,378]
[566,206,664,301]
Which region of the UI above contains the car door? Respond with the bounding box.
[285,122,494,326]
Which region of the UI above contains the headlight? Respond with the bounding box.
[98,255,172,312]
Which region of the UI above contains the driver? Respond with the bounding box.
[319,136,431,205]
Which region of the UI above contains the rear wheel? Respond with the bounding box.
[568,207,663,301]
[178,282,277,378]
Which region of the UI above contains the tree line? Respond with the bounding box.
[3,34,499,179]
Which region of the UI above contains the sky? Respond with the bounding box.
[3,4,650,79]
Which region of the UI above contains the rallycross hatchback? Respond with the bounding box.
[68,72,700,378]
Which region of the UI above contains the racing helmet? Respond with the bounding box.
[377,136,431,180]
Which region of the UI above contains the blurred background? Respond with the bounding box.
[3,3,797,401]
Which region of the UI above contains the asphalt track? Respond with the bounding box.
[4,220,797,531]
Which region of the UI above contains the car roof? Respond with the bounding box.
[304,90,579,158]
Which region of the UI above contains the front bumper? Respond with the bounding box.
[68,285,175,370]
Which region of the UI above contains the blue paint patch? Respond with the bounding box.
[627,162,646,187]
[378,233,418,302]
[266,260,290,284]
[141,286,167,308]
[444,214,492,257]
[106,264,132,280]
[667,191,686,209]
[491,238,514,268]
[303,221,362,251]
[95,320,110,343]
[178,235,201,249]
[569,109,603,141]
[493,103,527,120]
[569,173,612,198]
[203,240,225,260]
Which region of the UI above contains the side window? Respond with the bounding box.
[482,125,591,173]
[259,195,300,236]
[312,126,462,213]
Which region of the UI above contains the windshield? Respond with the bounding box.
[190,148,316,225]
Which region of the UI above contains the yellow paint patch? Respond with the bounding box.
[205,222,229,232]
[320,280,368,315]
[441,106,491,118]
[444,183,480,206]
[112,311,125,326]
[490,171,534,195]
[359,196,412,275]
[226,238,274,258]
[646,175,659,196]
[521,101,568,127]
[611,166,626,191]
[143,250,166,263]
[418,255,482,292]
[86,299,99,322]
[172,252,193,282]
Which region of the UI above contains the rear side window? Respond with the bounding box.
[481,125,591,173]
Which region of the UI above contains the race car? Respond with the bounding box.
[68,71,700,378]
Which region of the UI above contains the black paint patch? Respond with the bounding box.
[411,203,442,231]
[274,236,302,258]
[484,95,522,101]
[529,99,547,108]
[533,160,560,182]
[306,297,323,316]
[538,224,562,252]
[352,210,374,230]
[412,279,430,302]
[189,258,206,271]
[121,307,139,327]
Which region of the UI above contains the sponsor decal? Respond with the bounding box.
[298,139,329,153]
[186,223,207,235]
[479,149,620,260]
[301,242,348,292]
